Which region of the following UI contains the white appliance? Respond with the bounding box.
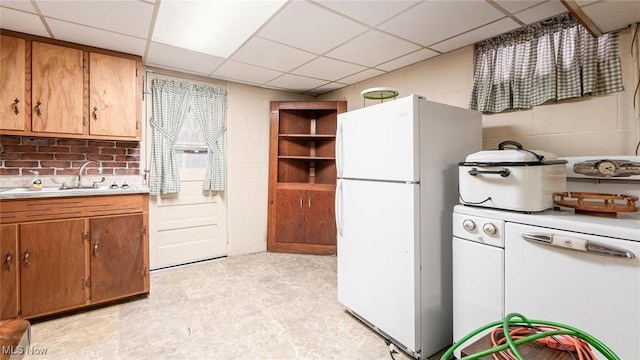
[458,141,567,212]
[453,156,640,359]
[336,94,482,359]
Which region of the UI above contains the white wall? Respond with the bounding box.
[225,83,311,255]
[320,27,640,157]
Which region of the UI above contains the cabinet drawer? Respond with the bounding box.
[0,194,146,224]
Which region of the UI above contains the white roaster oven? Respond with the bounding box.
[452,152,640,359]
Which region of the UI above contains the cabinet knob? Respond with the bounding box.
[93,243,99,258]
[35,101,42,117]
[12,98,20,115]
[5,251,13,271]
[92,106,98,120]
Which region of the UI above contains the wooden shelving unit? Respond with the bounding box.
[267,101,347,254]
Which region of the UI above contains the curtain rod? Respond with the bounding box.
[145,66,227,88]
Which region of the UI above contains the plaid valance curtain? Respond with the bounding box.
[469,14,623,114]
[150,79,227,195]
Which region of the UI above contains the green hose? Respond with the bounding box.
[440,312,620,360]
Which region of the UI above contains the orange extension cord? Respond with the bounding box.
[490,325,597,360]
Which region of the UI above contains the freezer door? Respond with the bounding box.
[336,95,419,182]
[336,179,420,352]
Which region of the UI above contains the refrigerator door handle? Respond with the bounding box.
[336,179,343,236]
[336,122,343,178]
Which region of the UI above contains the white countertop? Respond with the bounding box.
[0,185,150,200]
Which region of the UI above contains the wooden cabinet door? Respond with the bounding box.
[32,42,84,135]
[0,35,26,131]
[89,53,139,138]
[304,190,336,246]
[273,189,306,245]
[89,214,145,303]
[19,219,87,318]
[0,224,19,320]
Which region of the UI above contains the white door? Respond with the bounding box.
[505,222,640,359]
[452,237,504,357]
[336,178,420,352]
[144,71,227,270]
[337,95,419,182]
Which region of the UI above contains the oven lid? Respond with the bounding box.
[460,140,567,166]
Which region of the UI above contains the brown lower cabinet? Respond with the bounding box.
[0,194,149,320]
[270,187,336,254]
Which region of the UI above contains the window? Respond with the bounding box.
[175,106,208,169]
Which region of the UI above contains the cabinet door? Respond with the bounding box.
[20,219,87,318]
[273,189,306,245]
[304,189,335,246]
[89,53,139,138]
[32,42,84,135]
[90,214,145,303]
[0,35,26,131]
[0,224,19,320]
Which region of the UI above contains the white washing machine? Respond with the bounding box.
[452,156,640,359]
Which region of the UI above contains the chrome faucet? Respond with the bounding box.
[77,160,103,188]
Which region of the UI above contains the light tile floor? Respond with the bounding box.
[24,252,447,360]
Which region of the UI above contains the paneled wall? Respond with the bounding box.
[321,26,639,157]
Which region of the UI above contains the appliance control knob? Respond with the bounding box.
[462,219,476,231]
[483,223,497,235]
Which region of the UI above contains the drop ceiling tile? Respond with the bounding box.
[378,1,505,46]
[147,42,225,76]
[326,30,420,67]
[493,1,545,14]
[312,0,419,26]
[266,74,328,92]
[35,0,154,38]
[153,0,285,58]
[291,57,366,82]
[0,7,49,37]
[212,60,283,85]
[258,1,368,55]
[513,1,567,24]
[581,1,640,33]
[375,49,439,72]
[1,1,36,13]
[231,37,316,72]
[308,82,348,94]
[47,19,146,56]
[431,18,520,53]
[338,68,386,84]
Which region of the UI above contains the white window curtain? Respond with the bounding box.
[469,13,623,114]
[191,85,226,191]
[150,79,227,195]
[150,80,192,195]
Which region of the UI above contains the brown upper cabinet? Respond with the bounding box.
[0,35,26,131]
[32,42,85,135]
[89,53,139,138]
[0,30,142,141]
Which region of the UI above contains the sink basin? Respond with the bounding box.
[1,187,63,194]
[1,186,113,195]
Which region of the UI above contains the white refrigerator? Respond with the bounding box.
[335,94,481,359]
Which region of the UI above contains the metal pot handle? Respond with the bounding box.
[498,140,523,150]
[497,140,545,161]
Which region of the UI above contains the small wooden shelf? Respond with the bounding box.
[279,134,335,139]
[278,156,335,160]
